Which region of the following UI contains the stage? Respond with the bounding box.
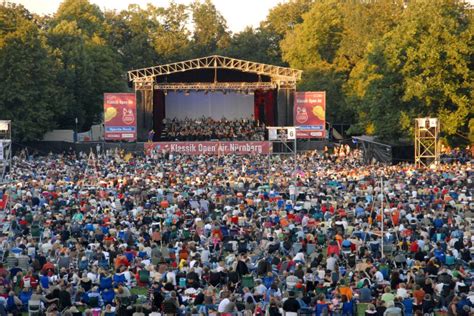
[127,55,302,141]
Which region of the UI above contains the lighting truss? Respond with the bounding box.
[153,82,277,91]
[129,55,302,91]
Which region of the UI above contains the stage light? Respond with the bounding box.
[185,90,190,96]
[223,90,227,95]
[163,90,168,96]
[204,91,209,95]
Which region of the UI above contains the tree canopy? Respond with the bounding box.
[0,0,471,146]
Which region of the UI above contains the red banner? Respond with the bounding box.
[145,142,272,155]
[104,93,137,141]
[294,91,326,138]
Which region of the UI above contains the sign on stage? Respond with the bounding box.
[104,93,137,141]
[294,91,326,138]
[145,141,272,155]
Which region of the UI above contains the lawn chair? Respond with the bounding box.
[291,243,303,256]
[31,224,42,241]
[241,275,255,289]
[28,300,42,316]
[306,243,316,255]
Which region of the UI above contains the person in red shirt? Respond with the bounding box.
[21,271,38,289]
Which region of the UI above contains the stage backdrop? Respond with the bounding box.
[165,91,254,120]
[104,93,137,141]
[145,141,271,155]
[294,91,326,138]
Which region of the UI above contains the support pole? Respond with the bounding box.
[380,176,384,259]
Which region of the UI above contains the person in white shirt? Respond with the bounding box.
[166,270,176,286]
[374,270,385,284]
[326,255,337,272]
[254,280,267,298]
[396,283,409,299]
[217,292,231,313]
[293,251,305,263]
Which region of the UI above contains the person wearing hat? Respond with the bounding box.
[283,291,300,315]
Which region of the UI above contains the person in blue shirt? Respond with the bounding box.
[101,288,115,305]
[456,294,473,315]
[341,295,355,316]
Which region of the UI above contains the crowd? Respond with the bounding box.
[0,145,472,316]
[161,117,266,141]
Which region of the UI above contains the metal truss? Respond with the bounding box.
[0,121,12,184]
[128,55,302,90]
[414,118,440,168]
[153,82,276,91]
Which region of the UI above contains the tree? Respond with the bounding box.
[349,0,473,143]
[219,26,284,65]
[0,3,65,141]
[52,0,104,38]
[104,5,158,70]
[48,0,125,130]
[281,0,344,69]
[280,0,352,124]
[190,0,230,56]
[152,2,191,62]
[263,0,314,37]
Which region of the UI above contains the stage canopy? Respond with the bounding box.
[127,55,302,141]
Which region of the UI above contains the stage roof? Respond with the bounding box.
[128,55,303,91]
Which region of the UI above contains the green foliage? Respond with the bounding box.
[190,0,230,56]
[53,0,105,38]
[280,0,471,145]
[348,0,473,142]
[47,2,125,131]
[219,26,284,66]
[263,0,314,37]
[104,5,158,70]
[281,0,344,69]
[0,4,65,141]
[0,0,471,145]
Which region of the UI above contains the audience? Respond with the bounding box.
[0,146,471,316]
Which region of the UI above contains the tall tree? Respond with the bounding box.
[219,26,284,65]
[190,0,230,56]
[52,0,104,38]
[349,0,473,143]
[0,3,65,141]
[281,0,344,69]
[152,2,191,62]
[263,0,314,38]
[104,5,158,70]
[48,0,125,130]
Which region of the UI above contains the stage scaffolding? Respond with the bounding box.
[128,55,302,141]
[0,121,12,184]
[414,118,440,168]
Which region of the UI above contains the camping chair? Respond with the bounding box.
[28,300,42,316]
[88,296,99,308]
[181,229,191,240]
[241,275,255,289]
[31,224,42,241]
[99,276,113,290]
[356,302,369,316]
[306,243,316,255]
[382,243,395,257]
[291,243,303,256]
[138,269,150,286]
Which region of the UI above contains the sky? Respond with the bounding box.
[11,0,282,33]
